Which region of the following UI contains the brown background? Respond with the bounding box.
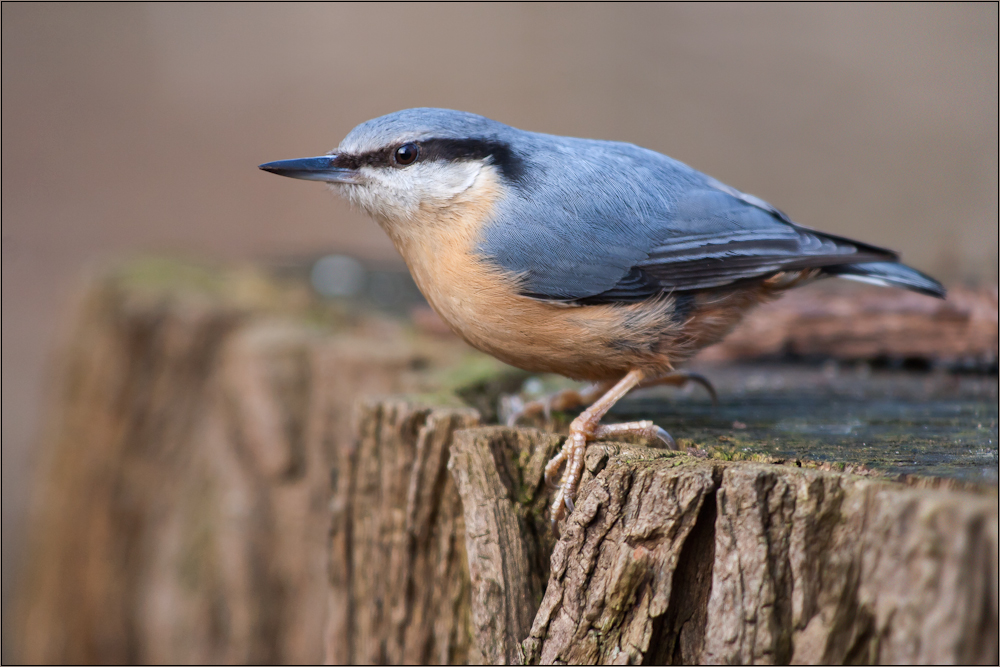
[2,3,997,641]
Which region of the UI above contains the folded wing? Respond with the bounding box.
[479,138,944,304]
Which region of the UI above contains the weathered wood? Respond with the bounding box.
[704,463,999,665]
[448,427,562,664]
[525,447,720,665]
[443,428,996,665]
[327,399,480,665]
[513,443,999,665]
[16,279,246,664]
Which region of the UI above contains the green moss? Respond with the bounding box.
[114,257,229,295]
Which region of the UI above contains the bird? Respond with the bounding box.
[260,108,945,526]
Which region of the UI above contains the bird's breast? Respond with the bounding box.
[377,170,683,380]
[386,169,536,355]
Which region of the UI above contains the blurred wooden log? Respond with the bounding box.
[16,277,246,664]
[698,283,998,371]
[13,264,478,664]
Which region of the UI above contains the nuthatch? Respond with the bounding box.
[261,108,945,525]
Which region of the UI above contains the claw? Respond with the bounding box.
[550,486,568,528]
[505,394,550,427]
[652,425,676,449]
[544,438,570,487]
[642,370,718,405]
[543,370,703,531]
[683,372,718,406]
[505,392,554,427]
[545,370,648,529]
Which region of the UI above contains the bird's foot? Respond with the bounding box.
[505,381,614,427]
[547,416,675,527]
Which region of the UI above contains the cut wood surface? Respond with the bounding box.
[12,261,999,665]
[327,404,998,665]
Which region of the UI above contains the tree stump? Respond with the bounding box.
[330,399,1000,665]
[13,262,998,665]
[698,282,998,372]
[444,431,998,665]
[449,427,563,665]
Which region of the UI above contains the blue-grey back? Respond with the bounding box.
[481,132,701,298]
[480,126,895,301]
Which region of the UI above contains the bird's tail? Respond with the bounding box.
[823,261,946,298]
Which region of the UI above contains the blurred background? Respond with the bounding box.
[3,3,997,646]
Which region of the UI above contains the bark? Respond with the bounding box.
[448,427,563,664]
[16,280,246,664]
[704,463,998,665]
[523,447,722,666]
[326,399,480,665]
[445,430,996,665]
[513,444,998,665]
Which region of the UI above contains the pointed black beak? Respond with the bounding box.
[258,155,361,183]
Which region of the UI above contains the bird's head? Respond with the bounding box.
[260,108,526,226]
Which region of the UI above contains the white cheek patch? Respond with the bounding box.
[341,161,485,221]
[411,160,482,200]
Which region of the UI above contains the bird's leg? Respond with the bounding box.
[639,370,718,404]
[547,369,675,525]
[505,380,616,427]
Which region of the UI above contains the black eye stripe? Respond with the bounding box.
[419,138,501,162]
[334,138,525,183]
[419,139,525,183]
[331,149,392,170]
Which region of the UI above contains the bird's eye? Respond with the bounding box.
[394,143,419,166]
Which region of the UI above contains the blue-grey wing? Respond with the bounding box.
[478,137,897,303]
[631,185,895,294]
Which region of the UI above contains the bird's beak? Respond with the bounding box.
[258,155,361,183]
